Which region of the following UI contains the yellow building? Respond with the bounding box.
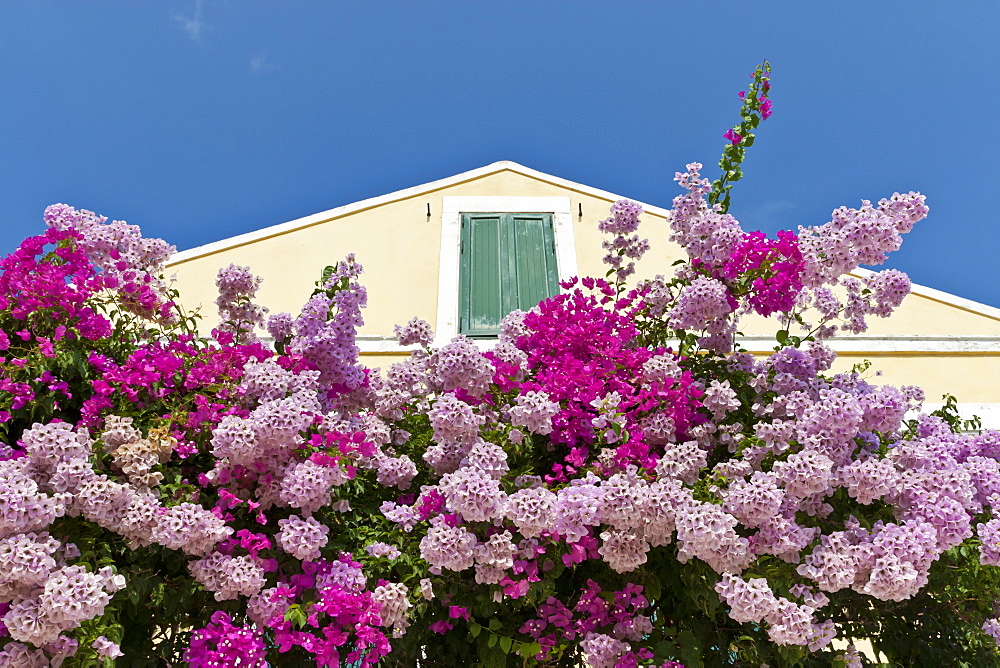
[167,161,1000,428]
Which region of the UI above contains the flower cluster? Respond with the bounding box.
[599,199,650,282]
[262,556,392,665]
[288,254,368,406]
[520,581,656,664]
[722,230,803,316]
[185,611,267,667]
[2,88,997,666]
[43,203,176,321]
[662,161,927,343]
[215,264,268,344]
[394,316,434,347]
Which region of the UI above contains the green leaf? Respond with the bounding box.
[646,574,662,601]
[284,605,308,628]
[487,632,497,648]
[482,644,507,668]
[469,622,481,638]
[776,329,789,346]
[679,629,704,667]
[499,636,512,654]
[488,617,501,631]
[519,641,541,659]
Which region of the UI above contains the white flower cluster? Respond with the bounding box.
[277,514,330,561]
[189,552,266,601]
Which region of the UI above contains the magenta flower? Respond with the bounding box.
[760,97,773,119]
[429,620,454,634]
[724,129,742,145]
[448,606,471,620]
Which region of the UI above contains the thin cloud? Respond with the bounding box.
[250,54,277,74]
[173,0,206,42]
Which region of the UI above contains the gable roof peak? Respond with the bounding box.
[169,161,670,264]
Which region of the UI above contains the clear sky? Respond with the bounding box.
[1,2,997,305]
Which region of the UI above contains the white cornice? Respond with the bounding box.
[264,335,1000,428]
[918,403,1000,430]
[738,335,1000,354]
[349,334,1000,356]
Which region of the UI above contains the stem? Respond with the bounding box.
[708,61,772,214]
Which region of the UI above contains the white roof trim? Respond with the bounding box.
[916,403,1000,431]
[739,335,1000,354]
[167,160,672,265]
[349,334,1000,356]
[851,267,1000,322]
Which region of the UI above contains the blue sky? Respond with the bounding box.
[1,2,998,305]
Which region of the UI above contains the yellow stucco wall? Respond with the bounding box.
[862,293,1000,337]
[826,354,1000,403]
[166,164,1000,409]
[168,195,441,337]
[167,168,682,338]
[739,291,1000,338]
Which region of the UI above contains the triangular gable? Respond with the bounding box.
[167,160,672,266]
[166,160,1000,342]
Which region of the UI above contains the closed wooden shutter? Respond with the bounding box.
[459,213,558,337]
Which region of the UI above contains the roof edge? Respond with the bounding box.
[851,267,1000,322]
[164,161,1000,324]
[167,160,672,265]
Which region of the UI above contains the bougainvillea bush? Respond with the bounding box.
[2,64,1000,667]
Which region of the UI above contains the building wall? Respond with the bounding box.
[168,167,682,340]
[167,163,1000,426]
[168,193,442,338]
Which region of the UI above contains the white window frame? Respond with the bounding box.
[436,196,577,346]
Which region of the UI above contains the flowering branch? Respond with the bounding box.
[709,61,773,213]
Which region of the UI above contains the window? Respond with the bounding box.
[458,213,559,337]
[437,196,576,343]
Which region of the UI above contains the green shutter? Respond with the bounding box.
[460,214,504,337]
[509,214,559,313]
[459,212,559,338]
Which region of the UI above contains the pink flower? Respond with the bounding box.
[429,620,453,634]
[760,97,773,119]
[724,129,742,145]
[448,606,471,620]
[92,636,124,660]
